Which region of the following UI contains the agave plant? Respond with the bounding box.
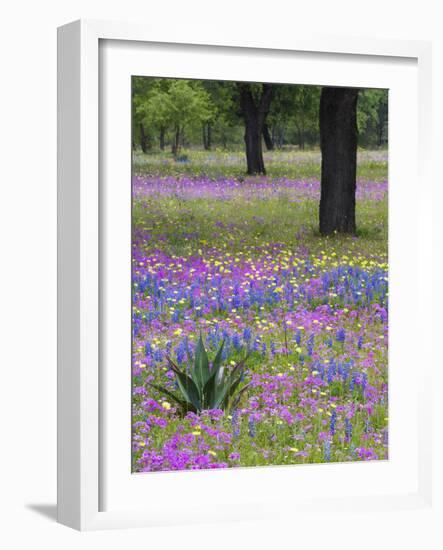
[148,334,250,415]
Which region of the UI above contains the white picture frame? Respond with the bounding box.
[57,19,436,531]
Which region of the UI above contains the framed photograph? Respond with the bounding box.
[57,19,435,531]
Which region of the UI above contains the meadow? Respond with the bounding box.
[131,149,388,472]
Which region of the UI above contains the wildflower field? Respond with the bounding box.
[132,150,388,472]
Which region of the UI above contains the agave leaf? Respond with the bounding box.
[202,374,216,409]
[236,381,251,398]
[223,375,244,409]
[213,383,232,410]
[203,370,224,409]
[211,339,225,375]
[229,382,251,410]
[213,372,242,409]
[205,367,227,410]
[164,339,250,413]
[211,354,247,409]
[218,360,251,410]
[228,375,243,398]
[201,340,225,409]
[201,380,212,409]
[168,361,202,411]
[203,368,222,408]
[146,383,196,413]
[215,365,225,387]
[166,355,180,371]
[229,352,250,378]
[192,333,210,390]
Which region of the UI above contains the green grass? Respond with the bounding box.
[133,147,388,181]
[133,192,387,261]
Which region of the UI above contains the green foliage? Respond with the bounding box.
[148,335,250,415]
[267,85,321,149]
[201,80,240,144]
[134,79,214,154]
[291,86,321,148]
[165,80,214,129]
[132,77,389,165]
[357,89,388,147]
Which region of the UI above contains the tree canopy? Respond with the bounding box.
[132,77,388,154]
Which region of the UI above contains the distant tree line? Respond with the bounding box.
[132,77,388,156]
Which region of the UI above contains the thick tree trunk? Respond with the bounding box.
[202,123,212,150]
[139,123,150,154]
[159,127,165,150]
[244,119,265,174]
[377,120,385,147]
[262,123,274,151]
[171,126,181,156]
[276,127,284,149]
[202,125,208,150]
[238,83,274,175]
[180,128,185,149]
[319,87,359,235]
[297,127,305,150]
[207,123,212,150]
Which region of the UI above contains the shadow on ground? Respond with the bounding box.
[26,504,57,522]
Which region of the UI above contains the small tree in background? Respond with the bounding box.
[136,80,214,157]
[135,87,169,151]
